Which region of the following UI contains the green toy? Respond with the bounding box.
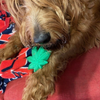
[27,46,51,72]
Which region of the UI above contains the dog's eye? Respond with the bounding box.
[19,4,23,6]
[18,0,24,7]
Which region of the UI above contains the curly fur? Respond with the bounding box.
[1,0,100,100]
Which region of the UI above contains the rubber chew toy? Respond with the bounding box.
[27,46,51,72]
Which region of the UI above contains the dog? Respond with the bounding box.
[1,0,100,100]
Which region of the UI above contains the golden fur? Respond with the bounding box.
[1,0,100,100]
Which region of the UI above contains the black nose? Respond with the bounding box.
[34,32,51,44]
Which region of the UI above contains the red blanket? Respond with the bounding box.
[0,10,32,93]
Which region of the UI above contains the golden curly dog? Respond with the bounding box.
[1,0,100,100]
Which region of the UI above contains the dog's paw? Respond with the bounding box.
[0,49,6,63]
[0,48,14,63]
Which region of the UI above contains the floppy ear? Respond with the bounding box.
[4,0,25,27]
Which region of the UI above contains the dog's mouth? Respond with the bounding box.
[25,33,70,51]
[28,37,68,51]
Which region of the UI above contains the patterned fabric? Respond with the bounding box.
[0,10,33,93]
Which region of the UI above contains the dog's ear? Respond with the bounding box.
[4,0,25,27]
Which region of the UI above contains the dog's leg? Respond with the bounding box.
[0,33,24,63]
[22,50,65,100]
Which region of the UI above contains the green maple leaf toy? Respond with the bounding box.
[27,46,51,72]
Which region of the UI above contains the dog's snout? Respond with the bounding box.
[34,32,51,44]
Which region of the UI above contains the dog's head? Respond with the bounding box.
[4,0,82,50]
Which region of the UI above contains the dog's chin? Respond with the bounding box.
[30,39,67,51]
[42,43,61,50]
[30,43,59,51]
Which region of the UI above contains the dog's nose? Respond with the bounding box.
[34,32,51,44]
